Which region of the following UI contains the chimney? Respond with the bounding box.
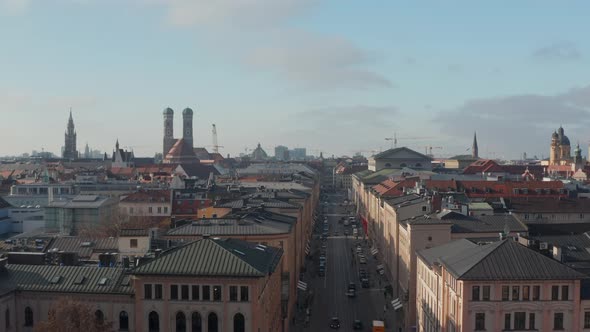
[552,246,562,262]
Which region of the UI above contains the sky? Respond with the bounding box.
[1,0,590,160]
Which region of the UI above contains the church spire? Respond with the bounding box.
[116,138,120,151]
[472,131,479,159]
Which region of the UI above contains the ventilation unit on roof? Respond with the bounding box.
[567,245,578,251]
[539,242,548,250]
[80,242,93,247]
[98,277,109,286]
[49,276,62,284]
[233,249,245,256]
[73,275,86,285]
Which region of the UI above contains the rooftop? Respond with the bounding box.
[133,238,282,277]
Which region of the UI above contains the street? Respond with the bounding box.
[295,188,395,332]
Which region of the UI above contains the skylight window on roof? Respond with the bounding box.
[98,277,109,286]
[120,276,130,286]
[80,242,93,247]
[233,249,245,256]
[49,276,62,284]
[74,275,86,285]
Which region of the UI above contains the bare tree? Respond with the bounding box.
[34,297,113,332]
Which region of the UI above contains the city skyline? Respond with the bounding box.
[2,1,590,159]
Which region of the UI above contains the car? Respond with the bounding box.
[319,255,326,261]
[356,247,363,253]
[333,231,339,236]
[318,269,325,277]
[344,230,349,236]
[361,277,370,287]
[353,320,363,330]
[359,257,367,264]
[321,243,327,249]
[348,282,356,290]
[346,288,356,297]
[329,317,341,329]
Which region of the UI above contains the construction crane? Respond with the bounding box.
[424,146,443,157]
[211,124,224,153]
[385,132,434,148]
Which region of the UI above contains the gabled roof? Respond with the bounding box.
[133,238,282,277]
[121,190,170,203]
[418,239,478,267]
[1,264,133,295]
[372,147,432,160]
[441,239,586,280]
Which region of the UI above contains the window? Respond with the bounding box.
[202,286,210,301]
[512,286,519,301]
[514,312,525,329]
[129,207,134,214]
[482,286,490,301]
[502,286,509,301]
[149,311,160,332]
[554,312,564,330]
[504,313,511,330]
[562,285,569,300]
[213,285,222,301]
[155,284,162,299]
[176,311,186,332]
[171,285,179,300]
[95,310,104,325]
[240,286,249,302]
[530,313,536,330]
[472,286,480,301]
[5,308,9,329]
[552,285,559,300]
[475,313,485,330]
[119,311,129,331]
[164,207,168,213]
[25,307,33,327]
[149,206,153,213]
[230,286,238,301]
[182,285,189,300]
[422,206,427,212]
[145,284,153,299]
[233,313,245,332]
[585,312,590,329]
[191,312,202,332]
[523,286,530,301]
[192,285,200,300]
[130,239,138,248]
[157,207,162,213]
[533,285,540,300]
[208,312,218,332]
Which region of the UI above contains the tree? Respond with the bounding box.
[34,297,113,332]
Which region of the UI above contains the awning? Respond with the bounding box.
[376,264,384,270]
[371,248,379,256]
[391,298,403,311]
[297,280,308,291]
[305,242,311,256]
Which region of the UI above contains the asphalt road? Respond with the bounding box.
[296,190,391,332]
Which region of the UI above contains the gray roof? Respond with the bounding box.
[46,237,118,259]
[167,217,292,237]
[441,239,586,280]
[418,239,478,267]
[217,198,300,209]
[0,264,133,295]
[133,238,282,277]
[530,233,590,262]
[372,147,432,160]
[47,195,117,209]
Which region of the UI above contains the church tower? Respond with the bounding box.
[63,110,78,159]
[472,132,479,159]
[182,107,194,151]
[163,107,175,156]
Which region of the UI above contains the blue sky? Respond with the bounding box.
[1,0,590,159]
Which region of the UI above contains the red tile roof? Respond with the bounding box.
[425,179,566,198]
[373,177,419,196]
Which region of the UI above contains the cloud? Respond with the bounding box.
[245,31,392,90]
[435,85,590,158]
[532,41,582,61]
[161,0,315,28]
[0,0,30,15]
